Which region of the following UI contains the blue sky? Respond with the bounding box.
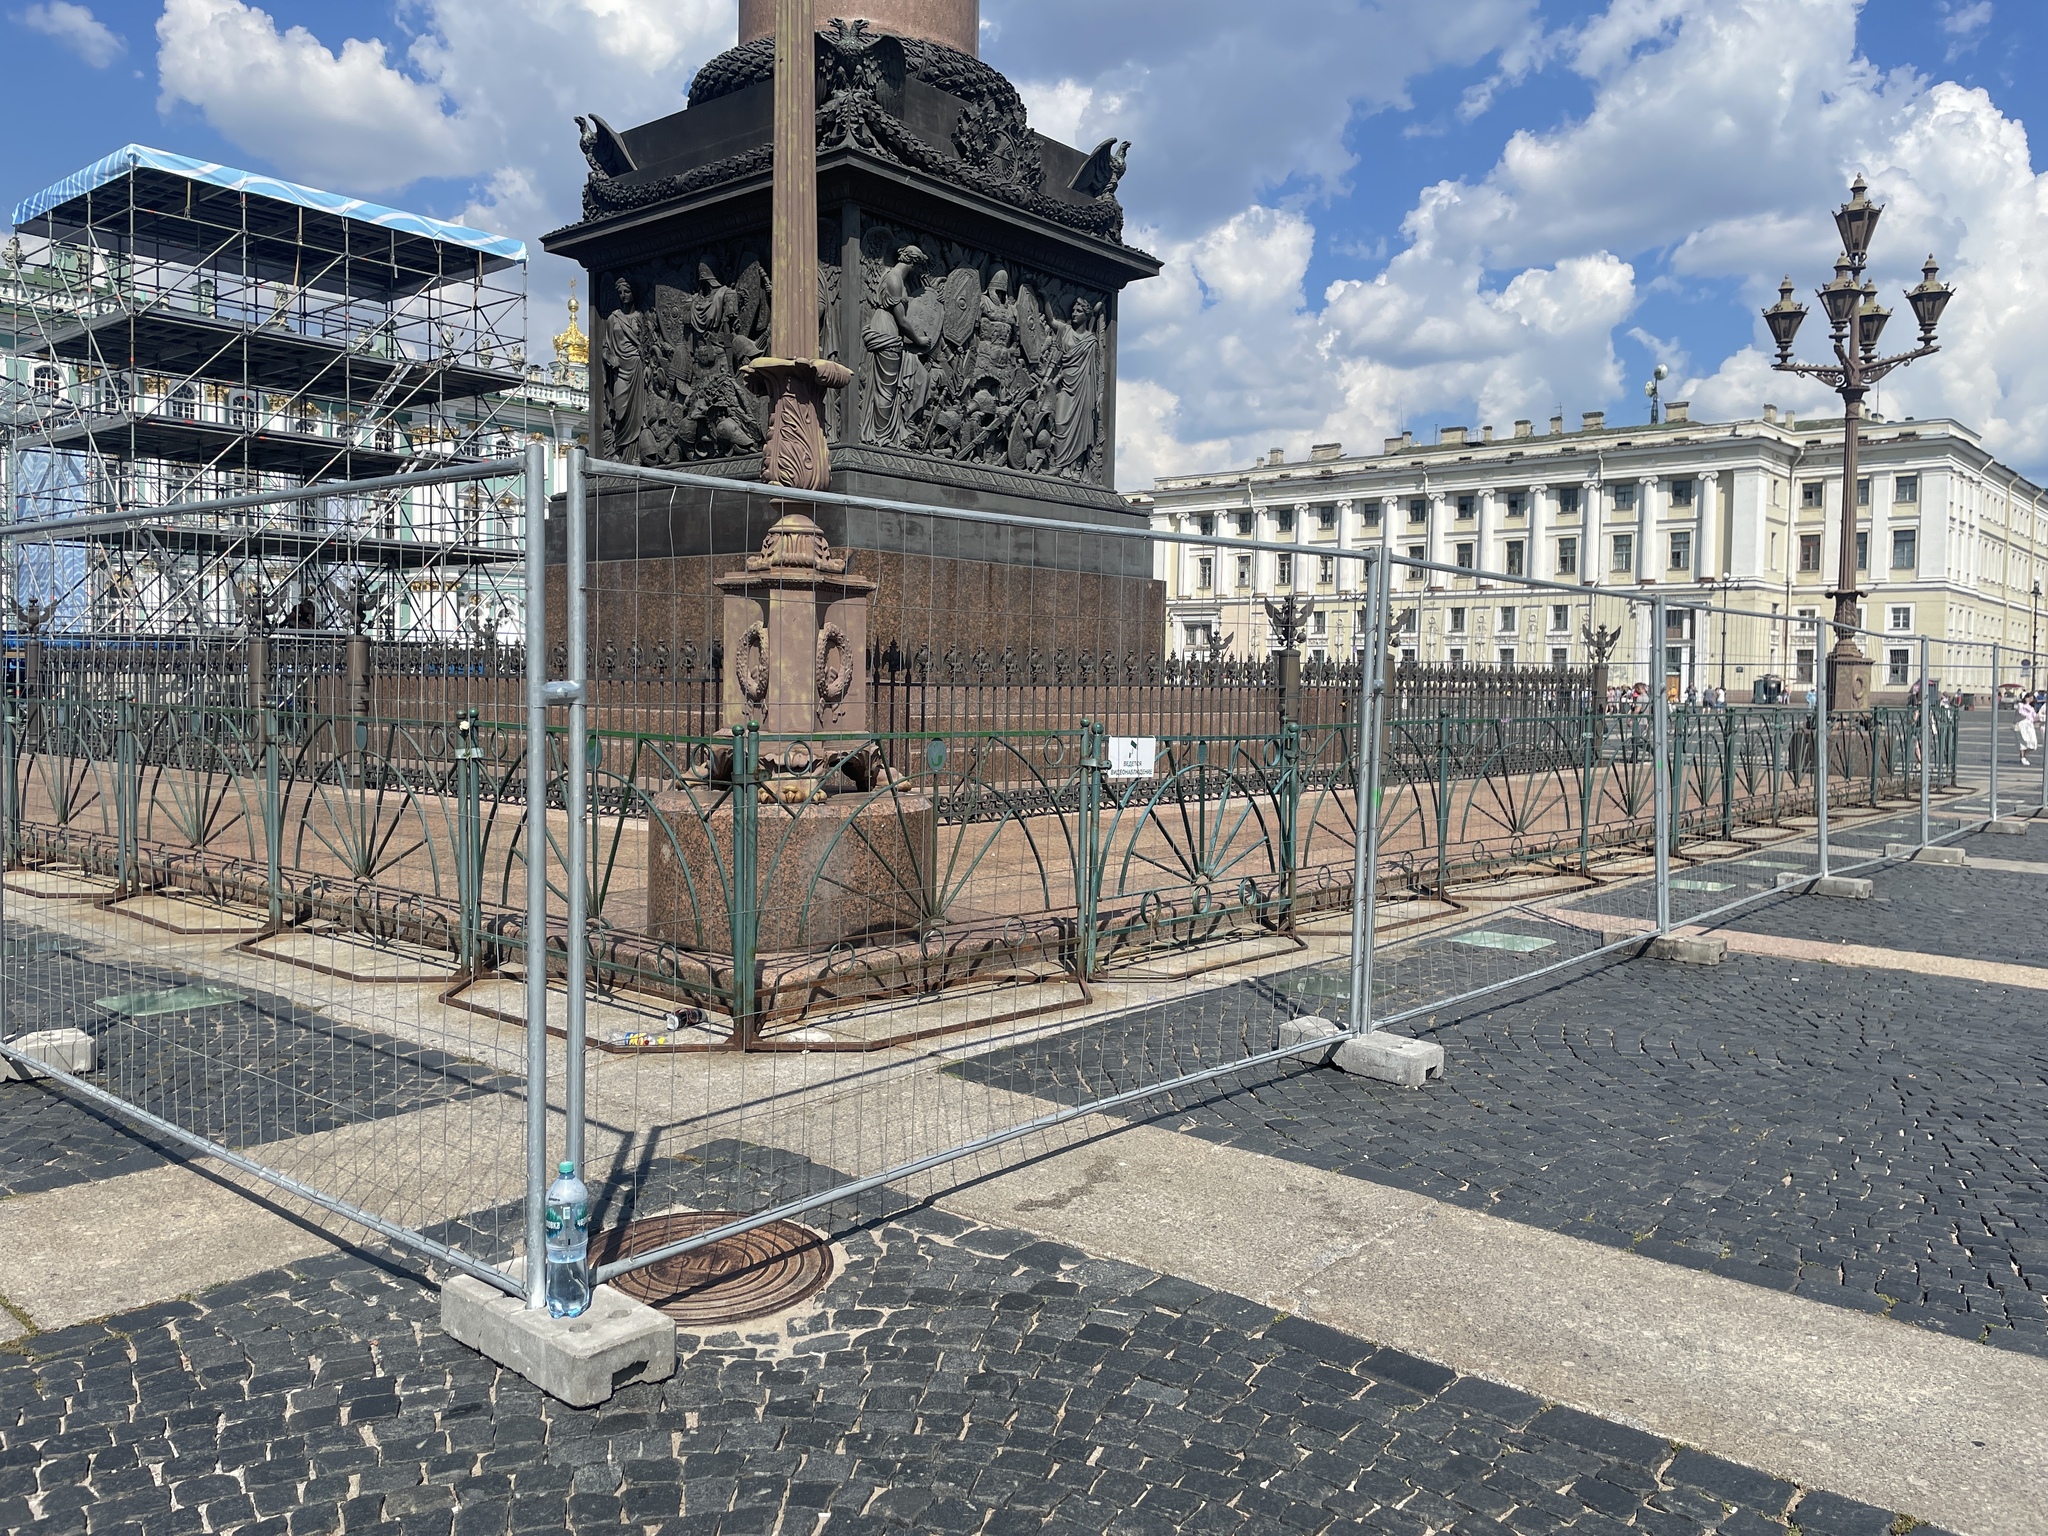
[6,1,2045,486]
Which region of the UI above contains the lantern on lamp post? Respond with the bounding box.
[1762,175,1952,712]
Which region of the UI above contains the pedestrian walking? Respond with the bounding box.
[2017,695,2041,767]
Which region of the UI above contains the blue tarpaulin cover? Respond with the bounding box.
[12,143,526,264]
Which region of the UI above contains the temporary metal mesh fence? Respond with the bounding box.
[0,447,1991,1321]
[0,453,540,1296]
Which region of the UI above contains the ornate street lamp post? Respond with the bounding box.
[1762,176,1952,711]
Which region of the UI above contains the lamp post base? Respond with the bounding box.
[1826,649,1873,712]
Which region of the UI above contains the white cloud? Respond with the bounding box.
[1941,1,1993,40]
[1112,0,2048,487]
[15,1,122,67]
[156,0,475,193]
[990,0,1542,238]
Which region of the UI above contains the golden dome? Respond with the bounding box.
[552,280,588,368]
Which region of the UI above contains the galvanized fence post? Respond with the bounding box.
[1989,642,2001,823]
[521,438,550,1310]
[1815,639,1831,879]
[0,701,15,870]
[263,701,282,930]
[115,695,137,896]
[562,446,589,1173]
[1919,636,1932,848]
[1651,596,1671,935]
[1348,550,1390,1036]
[455,709,483,974]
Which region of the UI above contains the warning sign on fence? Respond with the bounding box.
[1107,737,1158,780]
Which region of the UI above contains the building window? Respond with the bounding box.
[1668,530,1692,571]
[1236,511,1254,536]
[1276,553,1293,585]
[1498,647,1517,666]
[1276,507,1295,534]
[1448,646,1466,665]
[1796,648,1816,684]
[1856,477,1871,506]
[1613,485,1637,512]
[1499,606,1517,631]
[1556,537,1578,576]
[1506,493,1526,517]
[1801,481,1824,509]
[168,383,198,420]
[1888,648,1911,686]
[1551,646,1570,669]
[1186,623,1212,650]
[1455,542,1475,569]
[1895,475,1919,503]
[228,390,257,428]
[1855,531,1868,570]
[1317,555,1335,585]
[1892,528,1917,569]
[1235,555,1251,589]
[1456,494,1476,520]
[1798,533,1822,572]
[1670,480,1695,508]
[1408,498,1427,525]
[1611,533,1634,574]
[1197,514,1215,536]
[1448,607,1467,633]
[1888,604,1913,632]
[1311,610,1327,636]
[1550,604,1570,633]
[31,365,61,399]
[1557,486,1581,517]
[1196,557,1213,590]
[1503,539,1525,576]
[1405,544,1425,578]
[1363,502,1382,527]
[1316,504,1336,532]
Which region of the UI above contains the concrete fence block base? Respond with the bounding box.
[1278,1017,1343,1066]
[1645,935,1727,965]
[441,1262,676,1408]
[1775,872,1874,898]
[0,1029,95,1082]
[1898,845,1966,867]
[1988,819,2030,836]
[1333,1032,1445,1088]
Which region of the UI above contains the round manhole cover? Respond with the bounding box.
[593,1212,835,1326]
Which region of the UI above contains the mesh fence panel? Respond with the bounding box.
[0,450,1995,1308]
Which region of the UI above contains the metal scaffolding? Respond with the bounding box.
[1,144,544,644]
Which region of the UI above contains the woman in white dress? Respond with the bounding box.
[2016,695,2041,767]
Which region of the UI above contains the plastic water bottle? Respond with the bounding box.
[544,1160,592,1318]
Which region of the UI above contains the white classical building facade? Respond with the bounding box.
[1135,404,2048,699]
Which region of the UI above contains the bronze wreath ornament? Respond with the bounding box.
[735,622,770,703]
[815,621,853,708]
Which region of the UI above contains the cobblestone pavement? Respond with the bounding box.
[0,1080,188,1200]
[0,1140,1933,1536]
[0,923,516,1198]
[963,946,2048,1357]
[1710,859,2048,966]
